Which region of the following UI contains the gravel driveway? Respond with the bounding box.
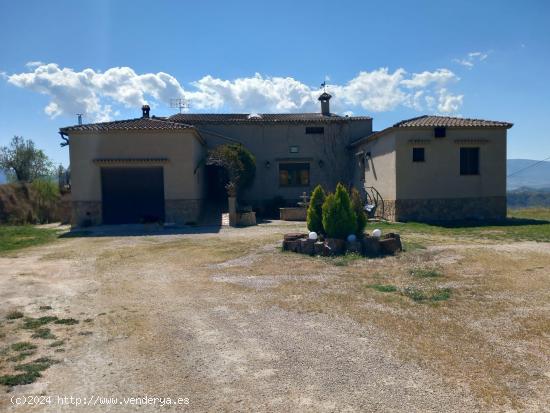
[1,222,545,412]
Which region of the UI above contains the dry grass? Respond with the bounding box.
[208,232,550,410]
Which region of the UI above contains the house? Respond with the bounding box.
[59,93,512,226]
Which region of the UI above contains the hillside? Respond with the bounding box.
[507,159,550,190]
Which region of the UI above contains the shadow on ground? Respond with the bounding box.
[60,223,223,238]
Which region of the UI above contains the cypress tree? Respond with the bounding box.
[307,185,326,234]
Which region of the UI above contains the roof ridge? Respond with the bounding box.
[393,114,512,128]
[392,115,429,127]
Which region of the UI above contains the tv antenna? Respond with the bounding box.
[170,98,189,114]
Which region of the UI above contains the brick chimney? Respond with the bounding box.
[141,104,150,118]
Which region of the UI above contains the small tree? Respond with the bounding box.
[322,183,357,239]
[0,136,53,182]
[351,188,367,237]
[307,184,326,234]
[208,144,256,197]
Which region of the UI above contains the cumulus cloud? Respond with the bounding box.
[453,51,489,69]
[5,63,464,121]
[7,63,186,121]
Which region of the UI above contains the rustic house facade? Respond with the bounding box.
[59,93,512,226]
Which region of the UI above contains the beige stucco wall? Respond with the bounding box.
[68,129,205,225]
[353,132,397,201]
[394,127,507,200]
[193,119,372,204]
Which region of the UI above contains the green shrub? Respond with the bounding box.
[322,183,357,239]
[350,188,367,237]
[307,185,326,234]
[31,178,60,223]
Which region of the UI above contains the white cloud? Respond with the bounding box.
[453,51,489,69]
[7,63,186,121]
[5,63,464,121]
[436,89,464,113]
[25,61,44,68]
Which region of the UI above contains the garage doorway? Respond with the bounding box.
[101,167,165,224]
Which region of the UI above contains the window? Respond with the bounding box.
[434,127,446,138]
[289,145,299,153]
[412,147,425,162]
[279,162,310,187]
[460,147,480,175]
[306,126,324,134]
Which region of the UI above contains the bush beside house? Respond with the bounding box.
[0,182,69,224]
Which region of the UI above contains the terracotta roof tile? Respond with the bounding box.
[168,113,371,124]
[60,117,193,133]
[393,115,513,128]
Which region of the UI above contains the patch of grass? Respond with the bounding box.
[0,226,60,254]
[431,288,452,302]
[54,318,79,325]
[330,252,364,266]
[6,310,24,320]
[11,342,37,352]
[367,208,550,243]
[21,316,58,329]
[39,305,52,311]
[403,287,427,302]
[0,371,41,386]
[78,331,93,336]
[14,357,58,375]
[83,318,93,323]
[402,240,426,252]
[7,351,35,362]
[402,287,452,302]
[49,340,65,347]
[367,284,398,293]
[31,328,56,339]
[409,268,443,278]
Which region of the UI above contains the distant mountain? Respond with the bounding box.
[507,159,550,191]
[0,170,6,184]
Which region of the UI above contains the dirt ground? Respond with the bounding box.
[0,222,549,412]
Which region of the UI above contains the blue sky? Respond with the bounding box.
[1,0,549,166]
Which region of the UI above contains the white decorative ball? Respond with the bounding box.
[372,229,382,238]
[308,231,318,240]
[347,234,357,242]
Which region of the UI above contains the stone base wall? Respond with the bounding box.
[279,207,307,221]
[394,196,506,222]
[165,199,203,225]
[72,201,102,227]
[379,200,397,221]
[72,199,203,227]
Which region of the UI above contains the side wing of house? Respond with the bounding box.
[68,128,205,226]
[394,127,508,221]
